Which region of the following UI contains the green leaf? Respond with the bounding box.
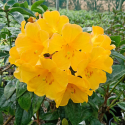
[103,65,125,86]
[64,100,82,125]
[15,102,33,125]
[0,94,10,110]
[20,1,28,8]
[9,102,15,115]
[120,45,125,54]
[117,102,125,110]
[12,3,20,7]
[31,0,44,11]
[32,94,45,114]
[4,81,16,99]
[111,50,125,61]
[0,51,9,58]
[10,12,24,24]
[42,111,59,121]
[110,36,121,47]
[32,8,43,13]
[9,7,35,17]
[40,4,48,11]
[0,111,3,125]
[62,118,69,125]
[18,91,32,111]
[0,23,6,31]
[7,0,17,6]
[119,40,125,46]
[0,88,3,98]
[16,82,27,98]
[90,117,101,125]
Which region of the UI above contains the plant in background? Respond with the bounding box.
[0,0,125,125]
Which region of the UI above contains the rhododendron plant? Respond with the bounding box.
[9,10,115,108]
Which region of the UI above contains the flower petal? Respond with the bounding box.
[62,23,82,44]
[9,46,20,65]
[71,32,92,52]
[48,34,64,54]
[52,50,71,70]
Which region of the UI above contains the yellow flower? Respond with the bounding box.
[48,23,92,70]
[77,47,113,90]
[55,75,93,108]
[10,22,49,66]
[35,12,39,17]
[14,63,37,83]
[9,21,50,84]
[26,57,68,100]
[37,10,69,37]
[27,17,36,23]
[91,26,115,51]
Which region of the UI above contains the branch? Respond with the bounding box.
[3,115,14,125]
[0,64,13,75]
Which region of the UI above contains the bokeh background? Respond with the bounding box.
[1,0,125,12]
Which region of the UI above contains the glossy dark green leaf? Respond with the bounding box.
[9,102,15,115]
[111,50,125,61]
[117,102,125,110]
[119,40,125,46]
[9,7,35,17]
[64,100,82,125]
[110,36,121,47]
[7,0,17,6]
[90,117,101,125]
[18,91,32,111]
[0,111,3,125]
[0,23,6,31]
[16,82,27,98]
[120,45,125,54]
[32,94,45,114]
[32,8,43,13]
[20,1,28,8]
[10,12,24,24]
[40,4,48,11]
[103,65,125,86]
[31,0,44,11]
[42,111,59,121]
[15,103,33,125]
[4,81,16,99]
[0,94,10,110]
[0,51,9,58]
[12,3,20,7]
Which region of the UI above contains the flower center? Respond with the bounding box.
[85,68,93,78]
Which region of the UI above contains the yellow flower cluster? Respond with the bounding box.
[9,11,115,108]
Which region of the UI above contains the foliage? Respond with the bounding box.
[0,0,125,125]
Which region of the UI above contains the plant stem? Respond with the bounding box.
[109,75,125,96]
[3,115,14,125]
[36,110,40,125]
[98,85,109,122]
[5,11,12,48]
[0,64,13,75]
[107,91,123,110]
